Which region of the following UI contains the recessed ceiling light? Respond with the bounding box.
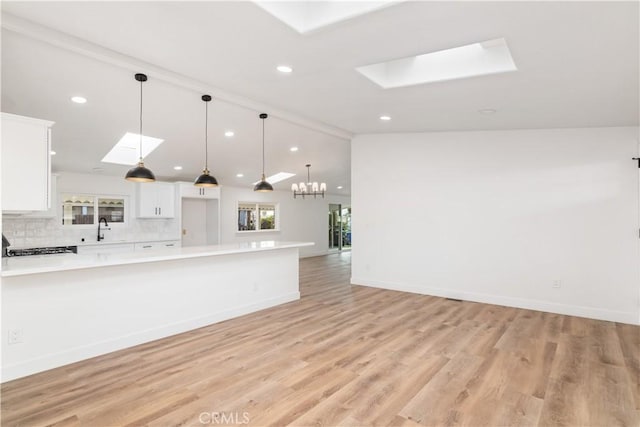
[290,147,299,152]
[379,115,391,121]
[478,109,497,114]
[277,65,293,73]
[71,96,87,104]
[50,150,56,155]
[337,186,343,189]
[236,173,244,178]
[224,130,235,137]
[173,166,183,170]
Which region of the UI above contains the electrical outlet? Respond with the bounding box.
[552,280,561,289]
[8,329,23,345]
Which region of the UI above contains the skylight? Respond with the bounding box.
[253,172,296,185]
[101,132,164,165]
[254,1,400,34]
[356,38,517,89]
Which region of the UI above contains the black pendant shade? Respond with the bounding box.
[253,174,274,192]
[194,94,218,187]
[194,169,219,187]
[125,73,156,182]
[125,162,156,182]
[254,113,273,192]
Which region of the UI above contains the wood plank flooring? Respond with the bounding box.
[2,252,638,426]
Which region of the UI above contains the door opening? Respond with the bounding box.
[181,198,219,247]
[329,204,351,251]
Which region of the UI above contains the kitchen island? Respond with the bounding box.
[1,241,313,382]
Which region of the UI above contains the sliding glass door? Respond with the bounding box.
[329,204,351,251]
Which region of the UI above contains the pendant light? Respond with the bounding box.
[125,73,156,182]
[194,95,218,187]
[253,113,273,192]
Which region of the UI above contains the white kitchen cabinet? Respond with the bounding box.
[134,240,180,251]
[77,243,135,255]
[178,182,220,199]
[20,174,58,219]
[136,182,175,218]
[1,113,54,212]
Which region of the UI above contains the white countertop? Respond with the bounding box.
[7,238,182,250]
[1,241,314,277]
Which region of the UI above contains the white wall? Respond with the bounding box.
[352,127,639,324]
[219,185,350,258]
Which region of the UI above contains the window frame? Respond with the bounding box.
[61,194,129,228]
[236,201,280,233]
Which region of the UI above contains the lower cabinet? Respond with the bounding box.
[77,243,135,255]
[78,240,180,254]
[134,240,180,251]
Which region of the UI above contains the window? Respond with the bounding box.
[62,195,96,225]
[62,194,127,226]
[238,202,278,232]
[98,198,125,223]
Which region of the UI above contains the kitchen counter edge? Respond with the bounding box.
[1,241,314,277]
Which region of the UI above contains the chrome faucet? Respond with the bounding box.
[97,217,110,241]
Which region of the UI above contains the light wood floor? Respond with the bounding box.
[2,253,639,427]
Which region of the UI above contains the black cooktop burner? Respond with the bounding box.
[6,246,77,257]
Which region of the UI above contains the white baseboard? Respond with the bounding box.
[351,277,639,325]
[299,249,330,258]
[1,292,300,383]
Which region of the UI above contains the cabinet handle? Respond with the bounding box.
[159,207,162,215]
[142,245,152,248]
[165,244,174,247]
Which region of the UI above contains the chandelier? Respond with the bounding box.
[291,164,326,198]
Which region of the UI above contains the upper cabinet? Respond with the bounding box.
[136,182,175,218]
[1,113,54,212]
[23,174,58,219]
[178,183,220,200]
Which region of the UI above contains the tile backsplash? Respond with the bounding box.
[2,216,180,248]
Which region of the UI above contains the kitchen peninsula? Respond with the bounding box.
[1,241,312,382]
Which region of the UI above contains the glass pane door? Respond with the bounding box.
[341,206,351,249]
[329,204,342,250]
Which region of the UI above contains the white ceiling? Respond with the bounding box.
[1,1,638,194]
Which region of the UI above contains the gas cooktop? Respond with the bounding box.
[5,246,78,257]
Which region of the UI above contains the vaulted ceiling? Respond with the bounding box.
[2,1,638,194]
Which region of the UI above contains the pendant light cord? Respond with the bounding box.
[307,165,311,184]
[262,118,265,177]
[139,79,143,162]
[205,100,209,170]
